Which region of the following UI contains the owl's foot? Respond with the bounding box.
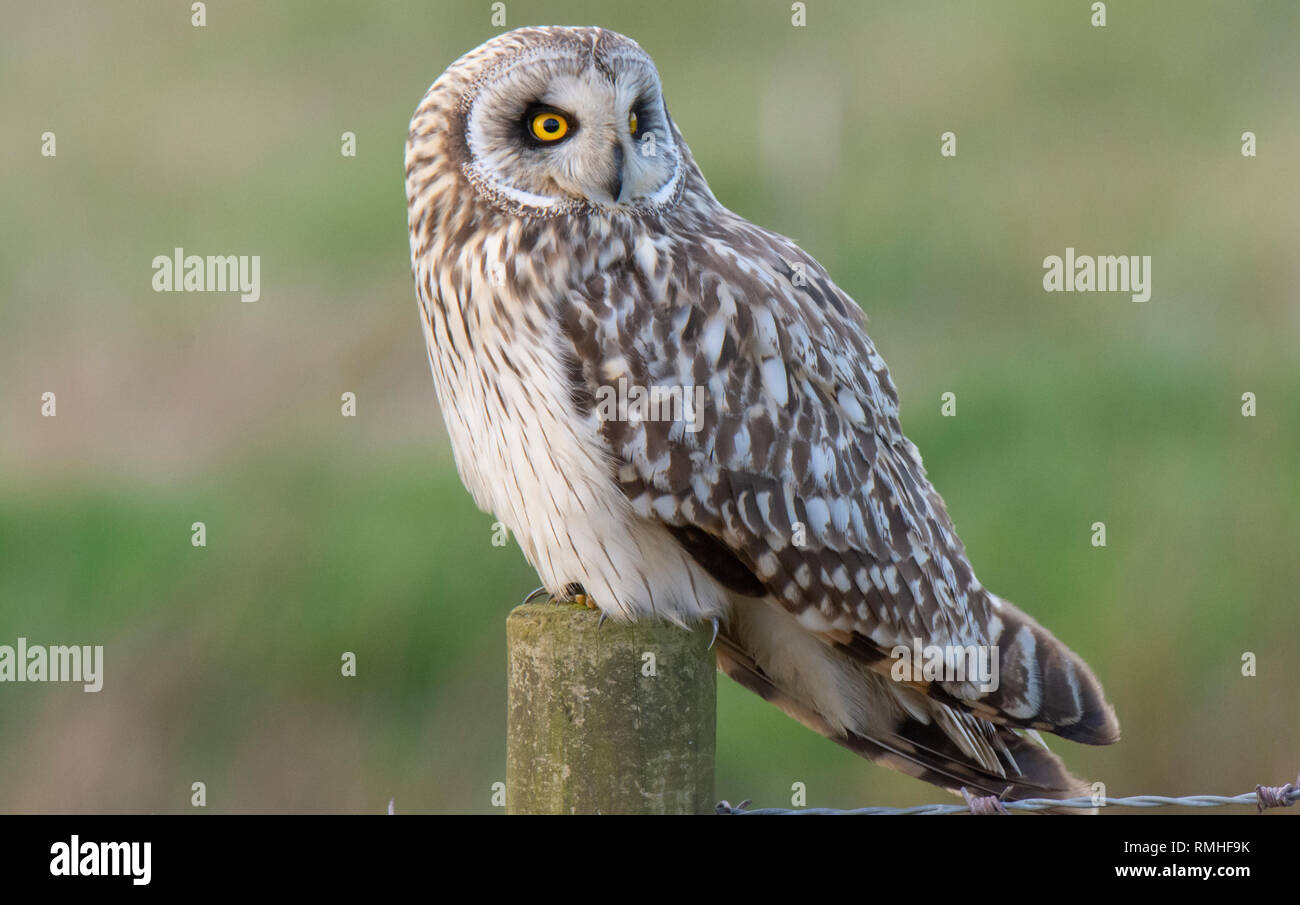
[521,584,601,611]
[561,582,598,610]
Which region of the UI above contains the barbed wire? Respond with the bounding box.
[716,774,1300,815]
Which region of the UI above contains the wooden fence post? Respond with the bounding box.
[506,601,716,814]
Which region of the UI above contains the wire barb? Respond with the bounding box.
[961,786,1011,815]
[1255,773,1299,814]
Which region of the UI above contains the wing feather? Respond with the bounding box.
[554,210,1117,745]
[555,213,986,658]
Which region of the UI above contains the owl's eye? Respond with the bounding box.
[529,111,570,142]
[628,111,638,135]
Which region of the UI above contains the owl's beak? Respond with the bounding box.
[606,142,625,204]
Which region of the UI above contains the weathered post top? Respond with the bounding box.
[506,602,716,815]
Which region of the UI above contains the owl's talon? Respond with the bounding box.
[708,617,720,649]
[597,612,608,628]
[521,586,549,606]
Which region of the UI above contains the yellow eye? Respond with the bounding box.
[530,111,569,141]
[628,111,639,135]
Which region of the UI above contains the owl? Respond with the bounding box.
[405,25,1119,804]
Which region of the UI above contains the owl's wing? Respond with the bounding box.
[554,213,1117,748]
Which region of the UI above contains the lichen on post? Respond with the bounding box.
[506,602,716,814]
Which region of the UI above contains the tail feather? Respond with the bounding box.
[718,597,1114,810]
[962,594,1120,745]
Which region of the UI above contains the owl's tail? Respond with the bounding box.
[953,593,1121,746]
[716,597,1116,811]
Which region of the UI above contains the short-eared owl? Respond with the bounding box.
[405,26,1118,804]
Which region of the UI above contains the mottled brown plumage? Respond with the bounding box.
[406,25,1118,805]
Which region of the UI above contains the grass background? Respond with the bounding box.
[0,0,1296,812]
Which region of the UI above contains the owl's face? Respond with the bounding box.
[455,29,684,213]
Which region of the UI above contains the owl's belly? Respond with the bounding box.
[419,297,728,627]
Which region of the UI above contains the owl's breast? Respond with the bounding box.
[412,253,729,625]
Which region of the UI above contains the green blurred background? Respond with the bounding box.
[1,1,1296,813]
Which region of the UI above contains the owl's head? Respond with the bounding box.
[408,26,687,219]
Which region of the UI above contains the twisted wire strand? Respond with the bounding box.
[716,775,1300,815]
